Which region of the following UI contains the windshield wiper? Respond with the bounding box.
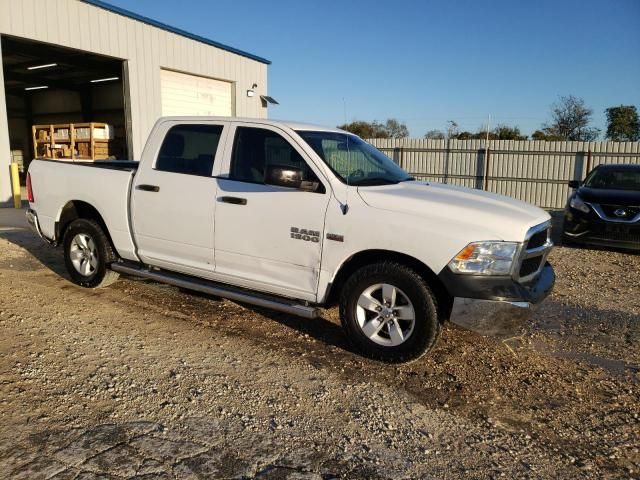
[350,177,401,186]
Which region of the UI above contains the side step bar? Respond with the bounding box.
[110,263,320,319]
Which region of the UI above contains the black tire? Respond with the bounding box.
[339,261,440,363]
[63,219,119,288]
[561,233,578,248]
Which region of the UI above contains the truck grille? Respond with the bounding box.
[526,228,549,249]
[519,256,543,277]
[515,222,553,282]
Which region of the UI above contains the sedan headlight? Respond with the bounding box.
[569,195,590,213]
[448,241,519,275]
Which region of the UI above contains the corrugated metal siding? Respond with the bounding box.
[368,138,640,209]
[0,0,268,159]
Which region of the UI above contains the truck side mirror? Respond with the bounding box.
[567,180,581,188]
[265,165,303,189]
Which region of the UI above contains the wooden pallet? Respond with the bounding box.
[32,122,118,161]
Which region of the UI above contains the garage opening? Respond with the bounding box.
[1,35,130,185]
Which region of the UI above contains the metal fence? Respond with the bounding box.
[366,138,640,209]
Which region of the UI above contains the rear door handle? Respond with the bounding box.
[218,196,247,205]
[136,184,160,192]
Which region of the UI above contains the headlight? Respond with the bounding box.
[448,241,519,275]
[569,195,590,213]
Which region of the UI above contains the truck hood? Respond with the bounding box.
[357,181,550,241]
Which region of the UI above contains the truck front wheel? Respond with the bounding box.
[339,262,440,363]
[63,219,119,288]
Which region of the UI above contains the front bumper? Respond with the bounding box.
[438,262,555,306]
[563,208,640,250]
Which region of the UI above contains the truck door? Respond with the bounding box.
[131,121,227,276]
[213,124,330,300]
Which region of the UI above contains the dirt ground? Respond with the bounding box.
[0,208,638,480]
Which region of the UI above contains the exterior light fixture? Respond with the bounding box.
[90,77,120,83]
[27,63,57,70]
[25,86,49,91]
[247,83,258,97]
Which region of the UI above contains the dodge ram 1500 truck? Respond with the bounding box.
[26,117,555,362]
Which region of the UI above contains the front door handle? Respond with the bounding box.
[218,196,247,205]
[136,184,160,192]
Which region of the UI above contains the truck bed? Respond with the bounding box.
[34,158,139,171]
[27,158,139,261]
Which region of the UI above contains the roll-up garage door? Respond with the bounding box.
[160,69,233,116]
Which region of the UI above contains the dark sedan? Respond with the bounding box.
[563,164,640,250]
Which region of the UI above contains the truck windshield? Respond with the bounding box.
[584,168,640,191]
[296,131,414,186]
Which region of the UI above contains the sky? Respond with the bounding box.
[109,0,640,138]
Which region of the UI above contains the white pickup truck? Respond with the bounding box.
[26,117,555,362]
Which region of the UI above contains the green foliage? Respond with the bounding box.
[337,120,388,138]
[455,131,477,140]
[493,125,527,140]
[441,123,527,140]
[531,129,565,141]
[337,118,409,139]
[605,105,640,141]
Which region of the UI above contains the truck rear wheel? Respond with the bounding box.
[339,261,440,363]
[63,219,119,288]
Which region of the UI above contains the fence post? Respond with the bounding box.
[483,148,491,191]
[444,138,450,184]
[475,148,485,190]
[586,149,592,173]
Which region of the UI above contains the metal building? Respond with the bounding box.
[0,0,270,205]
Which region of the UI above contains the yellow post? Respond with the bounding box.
[10,162,21,208]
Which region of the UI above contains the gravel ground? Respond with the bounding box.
[0,208,638,479]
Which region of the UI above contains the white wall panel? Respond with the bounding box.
[160,70,232,117]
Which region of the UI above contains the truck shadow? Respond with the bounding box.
[0,228,69,278]
[0,225,355,356]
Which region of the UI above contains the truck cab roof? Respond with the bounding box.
[155,116,347,134]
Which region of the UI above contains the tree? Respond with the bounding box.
[455,131,476,140]
[337,118,409,139]
[605,105,640,141]
[384,118,409,138]
[531,129,564,141]
[445,120,459,139]
[493,124,527,140]
[337,120,388,138]
[424,129,445,139]
[541,95,600,141]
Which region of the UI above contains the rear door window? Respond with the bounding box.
[155,124,223,176]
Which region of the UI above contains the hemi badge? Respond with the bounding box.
[326,233,344,242]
